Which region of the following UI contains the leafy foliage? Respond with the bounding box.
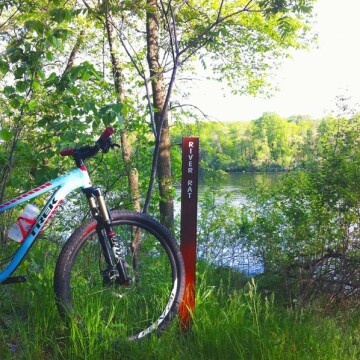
[0,0,317,227]
[244,114,360,303]
[171,113,317,173]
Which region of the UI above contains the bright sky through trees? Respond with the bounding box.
[189,0,360,121]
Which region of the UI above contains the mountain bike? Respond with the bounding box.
[0,127,185,340]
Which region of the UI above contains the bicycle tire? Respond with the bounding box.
[54,210,185,340]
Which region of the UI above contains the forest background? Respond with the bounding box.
[0,0,359,358]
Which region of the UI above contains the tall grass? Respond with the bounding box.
[0,243,359,359]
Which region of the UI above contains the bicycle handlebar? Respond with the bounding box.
[60,127,116,166]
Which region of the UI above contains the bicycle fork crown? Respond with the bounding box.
[84,187,109,221]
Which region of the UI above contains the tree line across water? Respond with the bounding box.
[171,111,360,173]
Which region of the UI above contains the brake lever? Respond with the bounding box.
[99,137,120,153]
[110,143,121,149]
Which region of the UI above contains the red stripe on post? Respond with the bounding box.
[179,137,199,330]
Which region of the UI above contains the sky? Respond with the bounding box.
[189,0,360,122]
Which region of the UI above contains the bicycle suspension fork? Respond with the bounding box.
[83,187,131,285]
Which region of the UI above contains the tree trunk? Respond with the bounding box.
[146,0,174,230]
[0,125,22,204]
[62,30,86,76]
[105,8,140,213]
[105,5,142,266]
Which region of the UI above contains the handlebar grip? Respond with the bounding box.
[98,127,114,142]
[60,148,74,157]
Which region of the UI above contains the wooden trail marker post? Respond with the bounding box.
[179,137,199,330]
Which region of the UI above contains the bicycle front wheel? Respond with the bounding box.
[54,210,185,340]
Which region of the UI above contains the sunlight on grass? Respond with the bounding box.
[0,245,358,359]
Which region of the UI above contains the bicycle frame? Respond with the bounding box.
[0,166,92,283]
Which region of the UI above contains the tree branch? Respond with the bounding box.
[179,0,257,58]
[0,8,19,31]
[61,29,86,77]
[170,102,213,120]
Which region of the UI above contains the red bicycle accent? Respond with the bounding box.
[0,183,52,209]
[60,148,74,157]
[99,127,114,142]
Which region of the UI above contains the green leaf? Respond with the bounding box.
[32,80,41,91]
[117,114,124,128]
[53,28,68,40]
[81,71,91,81]
[50,9,65,23]
[14,66,26,79]
[63,105,71,116]
[0,128,13,141]
[86,115,93,124]
[24,20,46,35]
[63,96,75,107]
[3,86,15,96]
[0,59,9,74]
[84,101,95,113]
[45,72,59,87]
[46,51,54,61]
[16,80,30,93]
[27,99,38,110]
[37,69,46,80]
[111,103,123,113]
[7,47,23,63]
[47,34,61,48]
[51,36,60,48]
[38,115,55,127]
[9,98,21,109]
[97,103,123,126]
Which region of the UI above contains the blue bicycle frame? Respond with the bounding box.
[0,166,92,283]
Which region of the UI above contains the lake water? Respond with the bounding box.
[201,171,282,202]
[176,172,283,275]
[176,172,283,205]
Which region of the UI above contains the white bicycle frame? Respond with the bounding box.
[0,166,92,283]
